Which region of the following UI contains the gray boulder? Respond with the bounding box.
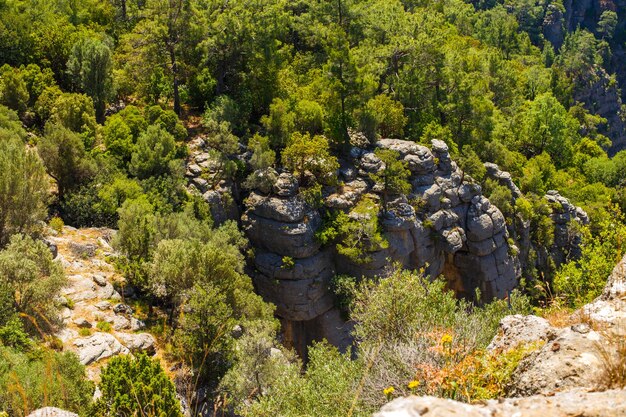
[487,315,555,352]
[116,332,156,355]
[73,333,129,365]
[273,172,299,197]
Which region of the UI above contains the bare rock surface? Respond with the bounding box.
[508,324,604,396]
[487,314,554,352]
[73,332,129,365]
[26,408,79,417]
[50,227,161,374]
[374,389,626,417]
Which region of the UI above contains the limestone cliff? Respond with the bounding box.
[186,138,589,355]
[241,139,519,353]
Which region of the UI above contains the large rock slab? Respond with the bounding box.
[374,389,626,417]
[116,332,156,355]
[508,324,604,396]
[27,408,79,417]
[242,211,322,259]
[488,314,555,352]
[73,333,129,365]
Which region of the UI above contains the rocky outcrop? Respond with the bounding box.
[73,333,130,365]
[339,139,518,299]
[508,323,605,396]
[374,389,626,417]
[51,228,159,369]
[242,139,520,354]
[493,256,625,396]
[487,314,554,352]
[185,138,240,225]
[484,163,589,275]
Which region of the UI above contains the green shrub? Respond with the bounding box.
[0,318,31,351]
[0,347,93,416]
[0,130,49,246]
[0,234,66,335]
[554,206,626,306]
[96,321,111,332]
[90,354,181,417]
[48,216,64,234]
[78,328,92,337]
[281,256,295,269]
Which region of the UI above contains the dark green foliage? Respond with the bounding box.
[38,123,95,200]
[129,125,178,179]
[91,354,181,417]
[369,149,411,210]
[0,65,29,117]
[281,133,339,185]
[67,37,114,123]
[335,198,389,263]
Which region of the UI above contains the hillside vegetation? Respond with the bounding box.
[0,0,624,416]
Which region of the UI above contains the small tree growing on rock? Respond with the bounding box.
[281,132,339,185]
[369,148,411,211]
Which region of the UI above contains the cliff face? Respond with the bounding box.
[185,138,589,355]
[484,163,589,276]
[543,0,626,155]
[241,139,520,353]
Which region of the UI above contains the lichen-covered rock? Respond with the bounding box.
[273,172,299,197]
[242,210,321,259]
[116,332,156,355]
[242,138,521,351]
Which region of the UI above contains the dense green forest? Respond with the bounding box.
[0,0,625,416]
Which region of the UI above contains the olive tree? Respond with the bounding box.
[0,130,49,246]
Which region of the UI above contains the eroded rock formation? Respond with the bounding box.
[242,139,521,353]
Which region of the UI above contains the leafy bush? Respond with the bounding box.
[0,234,66,335]
[335,198,388,264]
[96,321,111,332]
[237,268,532,416]
[90,354,181,417]
[0,130,49,246]
[0,347,93,417]
[554,206,626,306]
[48,216,64,234]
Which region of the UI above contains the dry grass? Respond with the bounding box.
[595,324,626,389]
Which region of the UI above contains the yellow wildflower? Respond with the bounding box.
[441,333,453,345]
[383,386,395,397]
[407,380,420,390]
